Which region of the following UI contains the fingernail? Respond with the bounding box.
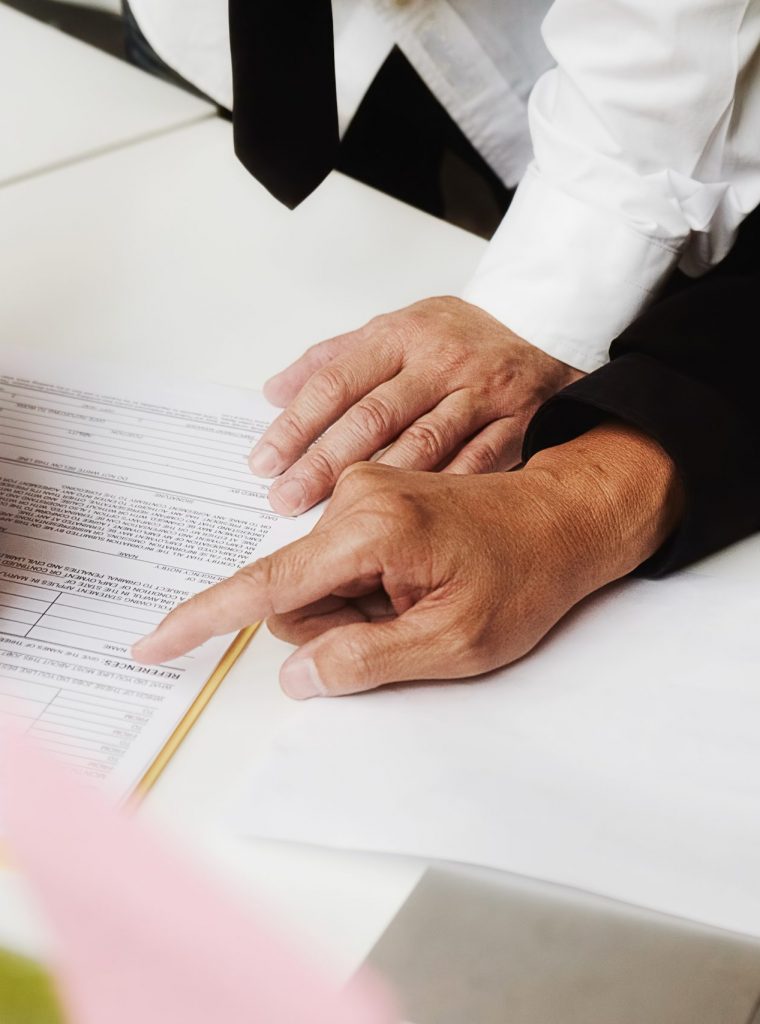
[249,442,282,478]
[280,657,326,700]
[131,630,158,662]
[269,478,307,515]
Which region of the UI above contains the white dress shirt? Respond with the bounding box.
[129,0,760,372]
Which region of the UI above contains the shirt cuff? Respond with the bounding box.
[461,166,683,373]
[521,354,760,577]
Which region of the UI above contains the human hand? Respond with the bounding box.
[133,423,682,697]
[249,296,583,515]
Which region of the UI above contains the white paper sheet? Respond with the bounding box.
[0,347,317,802]
[234,574,760,938]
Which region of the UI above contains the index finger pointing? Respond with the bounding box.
[131,527,380,665]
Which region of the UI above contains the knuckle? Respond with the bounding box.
[435,342,468,378]
[310,363,353,404]
[348,394,397,439]
[302,445,340,486]
[402,420,448,462]
[447,617,486,673]
[238,557,273,591]
[402,309,426,333]
[397,311,428,348]
[360,314,397,347]
[335,460,383,503]
[365,313,389,332]
[475,442,504,473]
[336,460,378,493]
[379,487,427,537]
[302,340,324,363]
[370,308,427,351]
[276,406,313,447]
[460,441,502,474]
[475,381,510,408]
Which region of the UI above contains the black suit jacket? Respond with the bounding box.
[523,206,760,576]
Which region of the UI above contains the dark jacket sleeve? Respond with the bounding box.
[522,210,760,577]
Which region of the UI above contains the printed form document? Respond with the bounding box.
[0,348,316,802]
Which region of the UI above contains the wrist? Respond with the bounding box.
[522,421,685,592]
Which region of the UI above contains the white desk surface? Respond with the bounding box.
[0,3,213,187]
[0,114,487,976]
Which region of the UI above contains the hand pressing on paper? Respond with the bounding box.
[249,296,583,515]
[133,422,682,697]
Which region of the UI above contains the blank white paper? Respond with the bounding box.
[234,573,760,937]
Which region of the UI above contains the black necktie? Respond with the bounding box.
[228,0,340,210]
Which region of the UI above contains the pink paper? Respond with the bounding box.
[0,729,397,1024]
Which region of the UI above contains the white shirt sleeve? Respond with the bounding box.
[462,0,760,372]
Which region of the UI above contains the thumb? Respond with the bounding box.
[278,603,458,699]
